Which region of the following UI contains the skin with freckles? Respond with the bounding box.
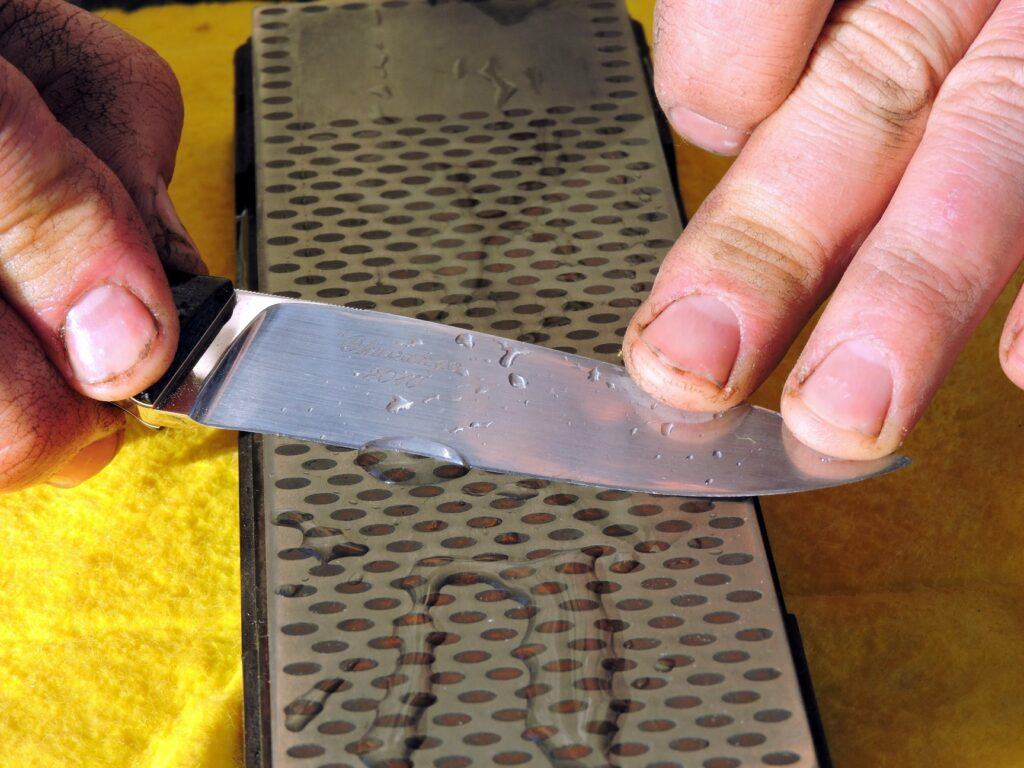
[0,0,202,491]
[627,0,1024,459]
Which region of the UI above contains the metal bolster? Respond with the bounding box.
[120,289,288,431]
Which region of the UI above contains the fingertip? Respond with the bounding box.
[643,295,741,382]
[47,429,124,489]
[781,337,903,461]
[622,313,745,417]
[778,366,901,462]
[624,334,732,411]
[652,0,829,159]
[999,327,1024,391]
[666,105,749,157]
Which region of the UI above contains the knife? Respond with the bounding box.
[129,271,908,497]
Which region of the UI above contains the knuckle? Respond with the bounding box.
[129,47,184,125]
[1,153,113,256]
[0,155,140,311]
[691,203,829,307]
[865,242,983,327]
[3,6,185,167]
[808,3,952,135]
[57,40,184,141]
[942,48,1024,148]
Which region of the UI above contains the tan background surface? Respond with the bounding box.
[0,2,1020,766]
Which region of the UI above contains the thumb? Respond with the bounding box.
[0,56,179,401]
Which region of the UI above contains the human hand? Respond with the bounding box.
[624,0,1024,459]
[0,0,201,491]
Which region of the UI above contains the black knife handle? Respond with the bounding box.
[134,269,237,408]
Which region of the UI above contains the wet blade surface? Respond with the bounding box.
[191,294,905,498]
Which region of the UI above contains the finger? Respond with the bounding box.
[0,299,123,493]
[0,0,204,273]
[624,0,996,412]
[653,0,832,155]
[0,55,178,401]
[47,431,123,488]
[783,0,1024,459]
[1000,288,1024,390]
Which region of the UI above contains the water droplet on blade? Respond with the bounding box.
[386,395,414,414]
[455,333,475,348]
[660,422,675,437]
[711,449,723,459]
[498,346,526,368]
[587,367,601,382]
[508,372,528,389]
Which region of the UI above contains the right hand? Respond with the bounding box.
[0,0,203,492]
[625,0,1024,460]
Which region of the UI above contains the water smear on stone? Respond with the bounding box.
[284,678,346,732]
[355,439,470,485]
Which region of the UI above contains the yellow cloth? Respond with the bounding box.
[0,3,1021,767]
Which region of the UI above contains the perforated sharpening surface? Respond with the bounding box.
[248,1,819,765]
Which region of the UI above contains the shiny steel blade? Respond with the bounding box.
[164,291,907,497]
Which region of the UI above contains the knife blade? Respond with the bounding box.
[130,272,907,497]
